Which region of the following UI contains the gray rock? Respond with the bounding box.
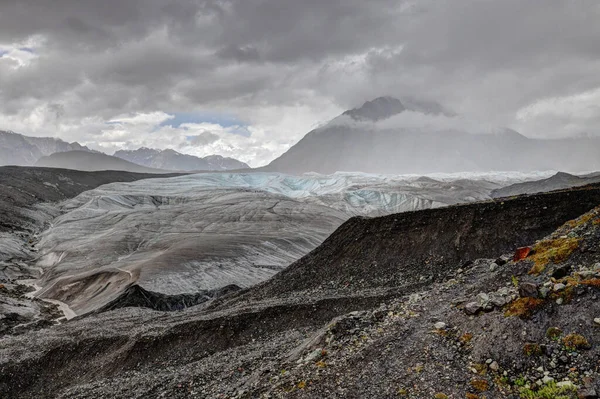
[556,297,564,305]
[465,302,481,315]
[489,262,498,272]
[434,322,447,330]
[553,283,566,291]
[476,292,490,306]
[579,270,598,278]
[519,282,538,298]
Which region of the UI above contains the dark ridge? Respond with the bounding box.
[244,183,600,299]
[0,166,187,232]
[97,284,242,313]
[491,171,600,197]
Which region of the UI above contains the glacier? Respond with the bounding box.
[25,171,554,317]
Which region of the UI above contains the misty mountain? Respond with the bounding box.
[0,130,93,166]
[113,148,249,171]
[35,151,172,174]
[263,97,600,175]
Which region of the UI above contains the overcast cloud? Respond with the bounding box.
[1,0,599,166]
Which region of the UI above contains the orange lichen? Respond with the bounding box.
[528,237,580,275]
[504,297,545,318]
[514,247,532,262]
[580,278,600,288]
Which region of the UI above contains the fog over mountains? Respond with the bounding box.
[264,96,600,175]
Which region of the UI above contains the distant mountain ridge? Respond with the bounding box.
[263,96,600,175]
[114,147,249,171]
[36,151,172,174]
[0,130,94,166]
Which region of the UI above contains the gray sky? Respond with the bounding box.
[1,0,599,166]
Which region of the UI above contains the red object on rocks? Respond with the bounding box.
[513,247,532,262]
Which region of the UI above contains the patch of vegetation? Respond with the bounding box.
[512,275,519,288]
[518,381,578,399]
[514,376,527,387]
[565,213,596,229]
[546,327,563,341]
[433,393,448,399]
[504,297,545,318]
[460,332,473,345]
[523,343,543,356]
[472,363,488,376]
[562,333,591,351]
[466,394,480,399]
[528,237,580,275]
[580,278,600,288]
[593,217,600,226]
[470,378,489,392]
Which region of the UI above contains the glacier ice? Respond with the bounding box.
[28,171,554,316]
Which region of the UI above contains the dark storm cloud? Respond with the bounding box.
[0,0,599,161]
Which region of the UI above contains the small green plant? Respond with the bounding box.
[512,275,519,288]
[563,333,591,351]
[523,343,543,356]
[514,376,527,387]
[518,381,578,398]
[546,327,563,341]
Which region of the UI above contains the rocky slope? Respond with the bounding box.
[1,183,600,398]
[0,131,92,166]
[262,97,600,175]
[114,148,249,171]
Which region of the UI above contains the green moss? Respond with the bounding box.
[470,378,489,392]
[514,376,527,387]
[505,297,545,318]
[528,237,580,275]
[523,343,543,356]
[563,333,591,351]
[518,381,578,398]
[546,327,563,341]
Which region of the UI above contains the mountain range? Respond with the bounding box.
[113,147,249,171]
[0,130,94,166]
[0,131,249,172]
[263,96,600,174]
